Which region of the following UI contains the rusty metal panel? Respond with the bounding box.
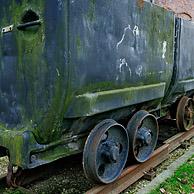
[154,0,194,20]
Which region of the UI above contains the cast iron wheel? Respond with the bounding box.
[127,110,159,163]
[83,119,129,184]
[176,96,194,131]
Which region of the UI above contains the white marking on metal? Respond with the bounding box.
[133,25,140,36]
[57,0,63,10]
[116,25,132,49]
[1,24,14,34]
[162,41,167,59]
[80,93,98,99]
[116,25,140,49]
[56,68,60,77]
[118,58,132,76]
[135,65,143,77]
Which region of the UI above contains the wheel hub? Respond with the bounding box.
[137,127,152,145]
[127,111,159,163]
[176,96,194,131]
[102,141,120,163]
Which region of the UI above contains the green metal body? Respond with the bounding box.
[0,0,190,169]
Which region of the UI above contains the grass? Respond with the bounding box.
[0,188,24,194]
[0,183,30,194]
[149,154,194,194]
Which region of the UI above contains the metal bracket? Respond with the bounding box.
[2,24,14,34]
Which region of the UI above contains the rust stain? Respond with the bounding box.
[155,0,194,21]
[137,0,145,8]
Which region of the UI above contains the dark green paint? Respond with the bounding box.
[0,0,190,171]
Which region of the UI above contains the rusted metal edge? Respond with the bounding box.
[86,128,194,194]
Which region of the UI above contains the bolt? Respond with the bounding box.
[31,155,37,162]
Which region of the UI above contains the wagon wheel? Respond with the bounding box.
[127,110,159,163]
[83,119,129,184]
[176,96,194,131]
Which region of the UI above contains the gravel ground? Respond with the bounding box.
[0,157,8,177]
[27,163,94,194]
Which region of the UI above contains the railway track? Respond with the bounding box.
[86,127,194,194]
[0,124,193,194]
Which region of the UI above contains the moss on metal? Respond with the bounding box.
[1,1,70,144]
[143,5,174,65]
[87,0,96,22]
[65,83,166,117]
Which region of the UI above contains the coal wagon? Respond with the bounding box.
[0,0,194,184]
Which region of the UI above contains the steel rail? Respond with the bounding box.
[86,127,194,194]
